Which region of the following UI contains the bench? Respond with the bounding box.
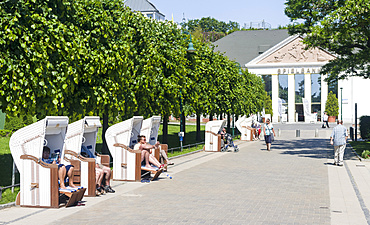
[10,116,85,208]
[235,115,255,141]
[105,116,143,181]
[204,120,226,152]
[63,116,108,197]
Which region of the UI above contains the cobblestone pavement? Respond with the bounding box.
[54,137,331,225]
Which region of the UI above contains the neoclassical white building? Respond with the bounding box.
[215,30,370,123]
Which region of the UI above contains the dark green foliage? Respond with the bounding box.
[4,115,33,131]
[0,130,13,137]
[360,116,370,140]
[182,17,240,33]
[265,93,273,117]
[325,91,339,117]
[285,0,370,83]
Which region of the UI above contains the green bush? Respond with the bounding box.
[0,130,13,137]
[4,115,34,131]
[360,116,370,140]
[265,93,273,117]
[325,91,339,117]
[361,150,370,159]
[0,187,20,204]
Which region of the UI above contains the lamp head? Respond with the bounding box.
[187,42,195,53]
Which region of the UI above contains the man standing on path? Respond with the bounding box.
[330,120,348,166]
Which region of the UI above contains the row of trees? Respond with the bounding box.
[0,0,267,151]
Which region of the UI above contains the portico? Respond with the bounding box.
[246,36,335,123]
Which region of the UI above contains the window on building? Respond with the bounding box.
[262,75,272,98]
[147,13,153,18]
[279,74,288,115]
[311,73,321,121]
[328,79,338,98]
[295,74,304,121]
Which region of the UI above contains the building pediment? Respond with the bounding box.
[254,37,335,65]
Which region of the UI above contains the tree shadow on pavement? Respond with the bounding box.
[270,138,331,159]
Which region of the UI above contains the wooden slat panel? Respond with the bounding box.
[50,166,59,208]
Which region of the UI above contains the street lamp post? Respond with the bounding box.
[340,87,343,121]
[179,31,195,151]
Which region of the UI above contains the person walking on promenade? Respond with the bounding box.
[322,112,330,128]
[330,120,348,166]
[263,118,275,151]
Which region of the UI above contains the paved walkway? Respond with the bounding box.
[1,128,370,224]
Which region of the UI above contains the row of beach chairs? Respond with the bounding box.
[9,115,165,208]
[9,114,256,208]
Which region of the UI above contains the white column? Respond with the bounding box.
[321,74,328,118]
[288,74,295,123]
[304,73,311,123]
[271,74,279,123]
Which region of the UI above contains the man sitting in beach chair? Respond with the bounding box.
[80,146,115,195]
[134,135,164,170]
[42,146,76,189]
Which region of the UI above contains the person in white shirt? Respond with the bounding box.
[322,112,329,128]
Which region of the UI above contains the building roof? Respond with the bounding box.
[124,0,163,15]
[213,30,290,67]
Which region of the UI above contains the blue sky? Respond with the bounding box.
[149,0,292,28]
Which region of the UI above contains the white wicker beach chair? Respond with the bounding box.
[105,116,143,181]
[9,116,84,208]
[204,120,226,152]
[63,116,102,197]
[235,115,254,141]
[140,116,161,159]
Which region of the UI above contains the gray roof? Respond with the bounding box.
[213,30,290,67]
[124,0,162,14]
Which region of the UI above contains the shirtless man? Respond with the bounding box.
[135,135,164,170]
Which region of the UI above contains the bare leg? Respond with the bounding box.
[160,149,172,165]
[59,166,67,189]
[148,154,161,167]
[142,151,155,169]
[67,167,77,188]
[96,168,104,187]
[102,166,111,186]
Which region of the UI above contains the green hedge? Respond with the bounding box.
[4,115,34,131]
[360,116,370,140]
[0,130,13,137]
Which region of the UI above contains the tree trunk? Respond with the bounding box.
[162,114,168,144]
[209,113,213,122]
[227,113,231,133]
[102,106,109,155]
[196,113,201,142]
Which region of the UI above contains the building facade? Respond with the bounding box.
[214,30,370,123]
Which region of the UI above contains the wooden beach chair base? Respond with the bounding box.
[59,188,85,207]
[141,167,163,181]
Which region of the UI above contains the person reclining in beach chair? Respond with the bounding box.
[80,146,115,195]
[134,135,164,171]
[42,146,76,189]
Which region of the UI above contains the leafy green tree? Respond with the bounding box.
[264,93,273,117]
[285,0,370,82]
[325,91,339,117]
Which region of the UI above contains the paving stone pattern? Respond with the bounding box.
[55,137,330,225]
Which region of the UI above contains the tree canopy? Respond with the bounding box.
[0,0,267,145]
[285,0,370,83]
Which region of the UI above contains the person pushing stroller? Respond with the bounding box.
[220,128,239,152]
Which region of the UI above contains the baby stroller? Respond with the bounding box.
[221,133,239,152]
